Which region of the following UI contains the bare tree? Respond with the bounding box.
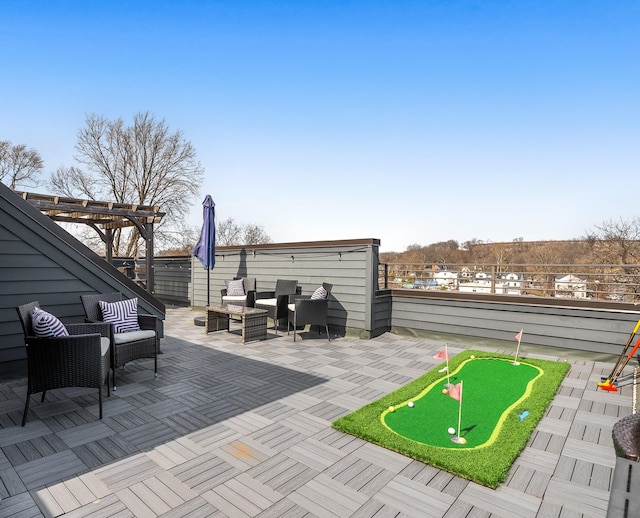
[586,218,640,265]
[66,112,205,256]
[216,217,271,246]
[216,218,243,246]
[49,165,98,199]
[586,218,640,299]
[156,224,200,255]
[0,140,44,189]
[242,223,272,245]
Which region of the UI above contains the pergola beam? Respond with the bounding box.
[17,191,165,295]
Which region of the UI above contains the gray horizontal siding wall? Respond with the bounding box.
[151,257,191,306]
[385,291,640,355]
[191,240,381,336]
[0,184,165,365]
[373,296,392,335]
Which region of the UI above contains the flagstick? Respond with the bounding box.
[451,380,466,444]
[445,343,451,387]
[457,380,462,437]
[513,329,523,365]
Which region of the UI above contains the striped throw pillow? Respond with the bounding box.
[311,286,328,300]
[32,306,69,337]
[99,298,141,333]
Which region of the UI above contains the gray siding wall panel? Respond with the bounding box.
[373,295,392,335]
[153,257,191,306]
[389,294,638,355]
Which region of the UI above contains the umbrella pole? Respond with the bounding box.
[207,268,210,307]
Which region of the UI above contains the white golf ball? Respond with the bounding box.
[448,427,455,435]
[408,401,414,408]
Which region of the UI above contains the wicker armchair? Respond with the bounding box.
[221,277,257,307]
[16,301,111,426]
[612,413,640,461]
[81,292,158,390]
[255,279,300,333]
[287,283,333,342]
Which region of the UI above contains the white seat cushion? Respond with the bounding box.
[114,329,156,345]
[256,298,277,307]
[222,295,247,303]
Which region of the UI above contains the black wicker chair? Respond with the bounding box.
[221,277,257,307]
[81,292,158,390]
[255,279,300,333]
[16,301,111,426]
[612,413,640,461]
[287,283,333,342]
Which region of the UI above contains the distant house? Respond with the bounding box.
[458,271,491,293]
[475,272,491,283]
[555,274,587,299]
[500,272,525,295]
[458,271,525,295]
[459,266,473,279]
[434,270,458,287]
[458,283,492,294]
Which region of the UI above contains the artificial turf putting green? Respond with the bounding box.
[332,349,570,488]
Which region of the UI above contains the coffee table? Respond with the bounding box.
[205,304,268,344]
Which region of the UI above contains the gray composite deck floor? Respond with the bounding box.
[0,307,633,517]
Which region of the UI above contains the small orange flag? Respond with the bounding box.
[448,382,462,402]
[434,349,448,360]
[515,329,523,342]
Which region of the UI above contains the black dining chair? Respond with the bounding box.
[287,283,333,342]
[254,279,300,333]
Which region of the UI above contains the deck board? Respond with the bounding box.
[0,307,631,517]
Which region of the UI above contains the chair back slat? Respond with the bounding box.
[243,277,256,292]
[275,279,298,298]
[16,301,39,337]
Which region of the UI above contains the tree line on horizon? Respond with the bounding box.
[380,221,640,269]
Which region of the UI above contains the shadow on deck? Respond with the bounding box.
[0,306,632,517]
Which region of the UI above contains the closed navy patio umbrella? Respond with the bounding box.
[192,195,216,307]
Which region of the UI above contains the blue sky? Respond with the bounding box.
[2,1,638,252]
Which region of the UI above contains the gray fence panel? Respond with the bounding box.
[153,257,191,306]
[388,293,638,355]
